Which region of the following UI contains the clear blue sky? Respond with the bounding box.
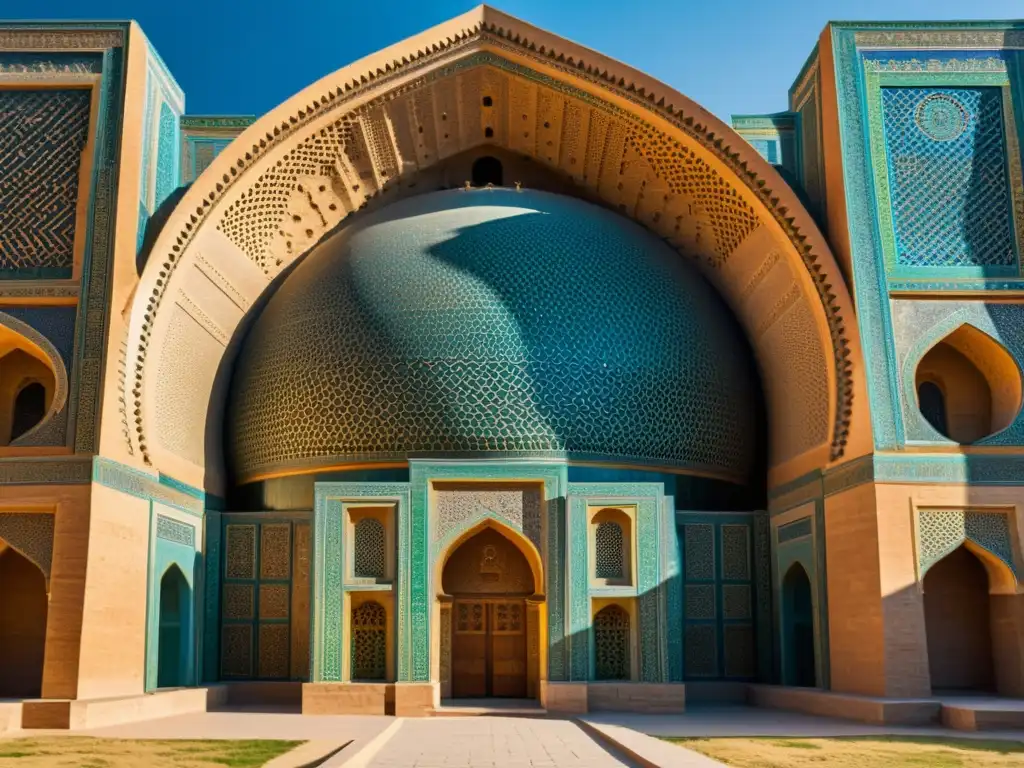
[8,1,1023,120]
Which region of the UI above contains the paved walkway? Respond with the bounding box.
[362,717,637,767]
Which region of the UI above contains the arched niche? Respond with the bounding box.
[913,323,1022,444]
[781,562,816,688]
[923,546,995,692]
[0,316,68,448]
[157,564,192,689]
[124,6,866,496]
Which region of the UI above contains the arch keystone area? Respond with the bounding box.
[126,5,868,492]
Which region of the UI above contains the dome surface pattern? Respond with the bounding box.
[227,189,757,481]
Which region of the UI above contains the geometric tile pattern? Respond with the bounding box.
[0,512,55,582]
[228,189,757,482]
[221,520,295,680]
[918,508,1017,578]
[0,89,91,276]
[882,87,1016,268]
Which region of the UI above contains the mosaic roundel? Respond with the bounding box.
[914,93,969,142]
[227,189,758,482]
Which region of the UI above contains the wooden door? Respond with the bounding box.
[451,599,528,698]
[490,601,527,698]
[452,600,487,698]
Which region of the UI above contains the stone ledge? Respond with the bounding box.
[748,684,940,726]
[20,686,225,730]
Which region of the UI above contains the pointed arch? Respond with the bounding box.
[0,313,68,447]
[903,314,1023,443]
[125,5,865,495]
[435,515,543,597]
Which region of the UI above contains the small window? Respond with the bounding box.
[10,382,46,442]
[917,380,948,438]
[471,156,503,187]
[594,604,630,681]
[351,601,387,681]
[353,518,386,579]
[482,95,493,107]
[595,522,624,579]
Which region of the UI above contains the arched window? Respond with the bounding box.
[351,601,387,681]
[595,522,624,579]
[472,156,503,187]
[593,604,630,681]
[10,381,46,443]
[353,518,386,579]
[917,380,948,438]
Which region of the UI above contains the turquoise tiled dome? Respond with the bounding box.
[227,189,758,482]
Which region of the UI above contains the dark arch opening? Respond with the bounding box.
[917,380,948,437]
[0,548,48,698]
[782,563,816,687]
[157,565,191,688]
[10,382,46,442]
[924,546,994,692]
[471,156,503,187]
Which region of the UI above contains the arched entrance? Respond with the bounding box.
[157,565,191,689]
[782,563,816,687]
[439,523,540,700]
[0,547,48,698]
[924,546,994,692]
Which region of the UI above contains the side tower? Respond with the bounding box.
[740,21,1024,702]
[0,22,197,714]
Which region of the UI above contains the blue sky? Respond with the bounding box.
[8,1,1023,119]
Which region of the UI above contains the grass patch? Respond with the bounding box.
[0,738,300,768]
[667,735,1024,767]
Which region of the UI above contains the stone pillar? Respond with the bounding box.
[526,596,542,699]
[439,596,452,699]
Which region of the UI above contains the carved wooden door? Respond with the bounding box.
[490,600,527,698]
[452,600,487,698]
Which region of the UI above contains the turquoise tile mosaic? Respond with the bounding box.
[881,86,1016,268]
[228,189,759,484]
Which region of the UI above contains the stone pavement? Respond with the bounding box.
[359,717,638,767]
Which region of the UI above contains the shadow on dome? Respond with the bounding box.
[218,190,766,511]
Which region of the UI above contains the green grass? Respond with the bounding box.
[0,738,301,767]
[666,735,1024,767]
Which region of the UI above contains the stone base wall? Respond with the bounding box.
[587,682,686,713]
[540,681,588,713]
[748,684,939,725]
[302,682,392,715]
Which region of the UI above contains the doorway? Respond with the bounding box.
[441,526,535,699]
[782,562,816,687]
[452,599,527,698]
[0,547,48,698]
[157,565,191,688]
[924,545,994,692]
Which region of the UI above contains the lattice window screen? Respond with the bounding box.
[353,518,386,578]
[593,604,630,681]
[351,601,387,681]
[594,521,624,579]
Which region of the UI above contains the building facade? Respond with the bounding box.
[1,8,1024,721]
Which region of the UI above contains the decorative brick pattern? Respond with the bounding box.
[0,89,91,277]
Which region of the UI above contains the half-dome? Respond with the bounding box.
[227,189,758,483]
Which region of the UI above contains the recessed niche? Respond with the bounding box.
[914,323,1021,443]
